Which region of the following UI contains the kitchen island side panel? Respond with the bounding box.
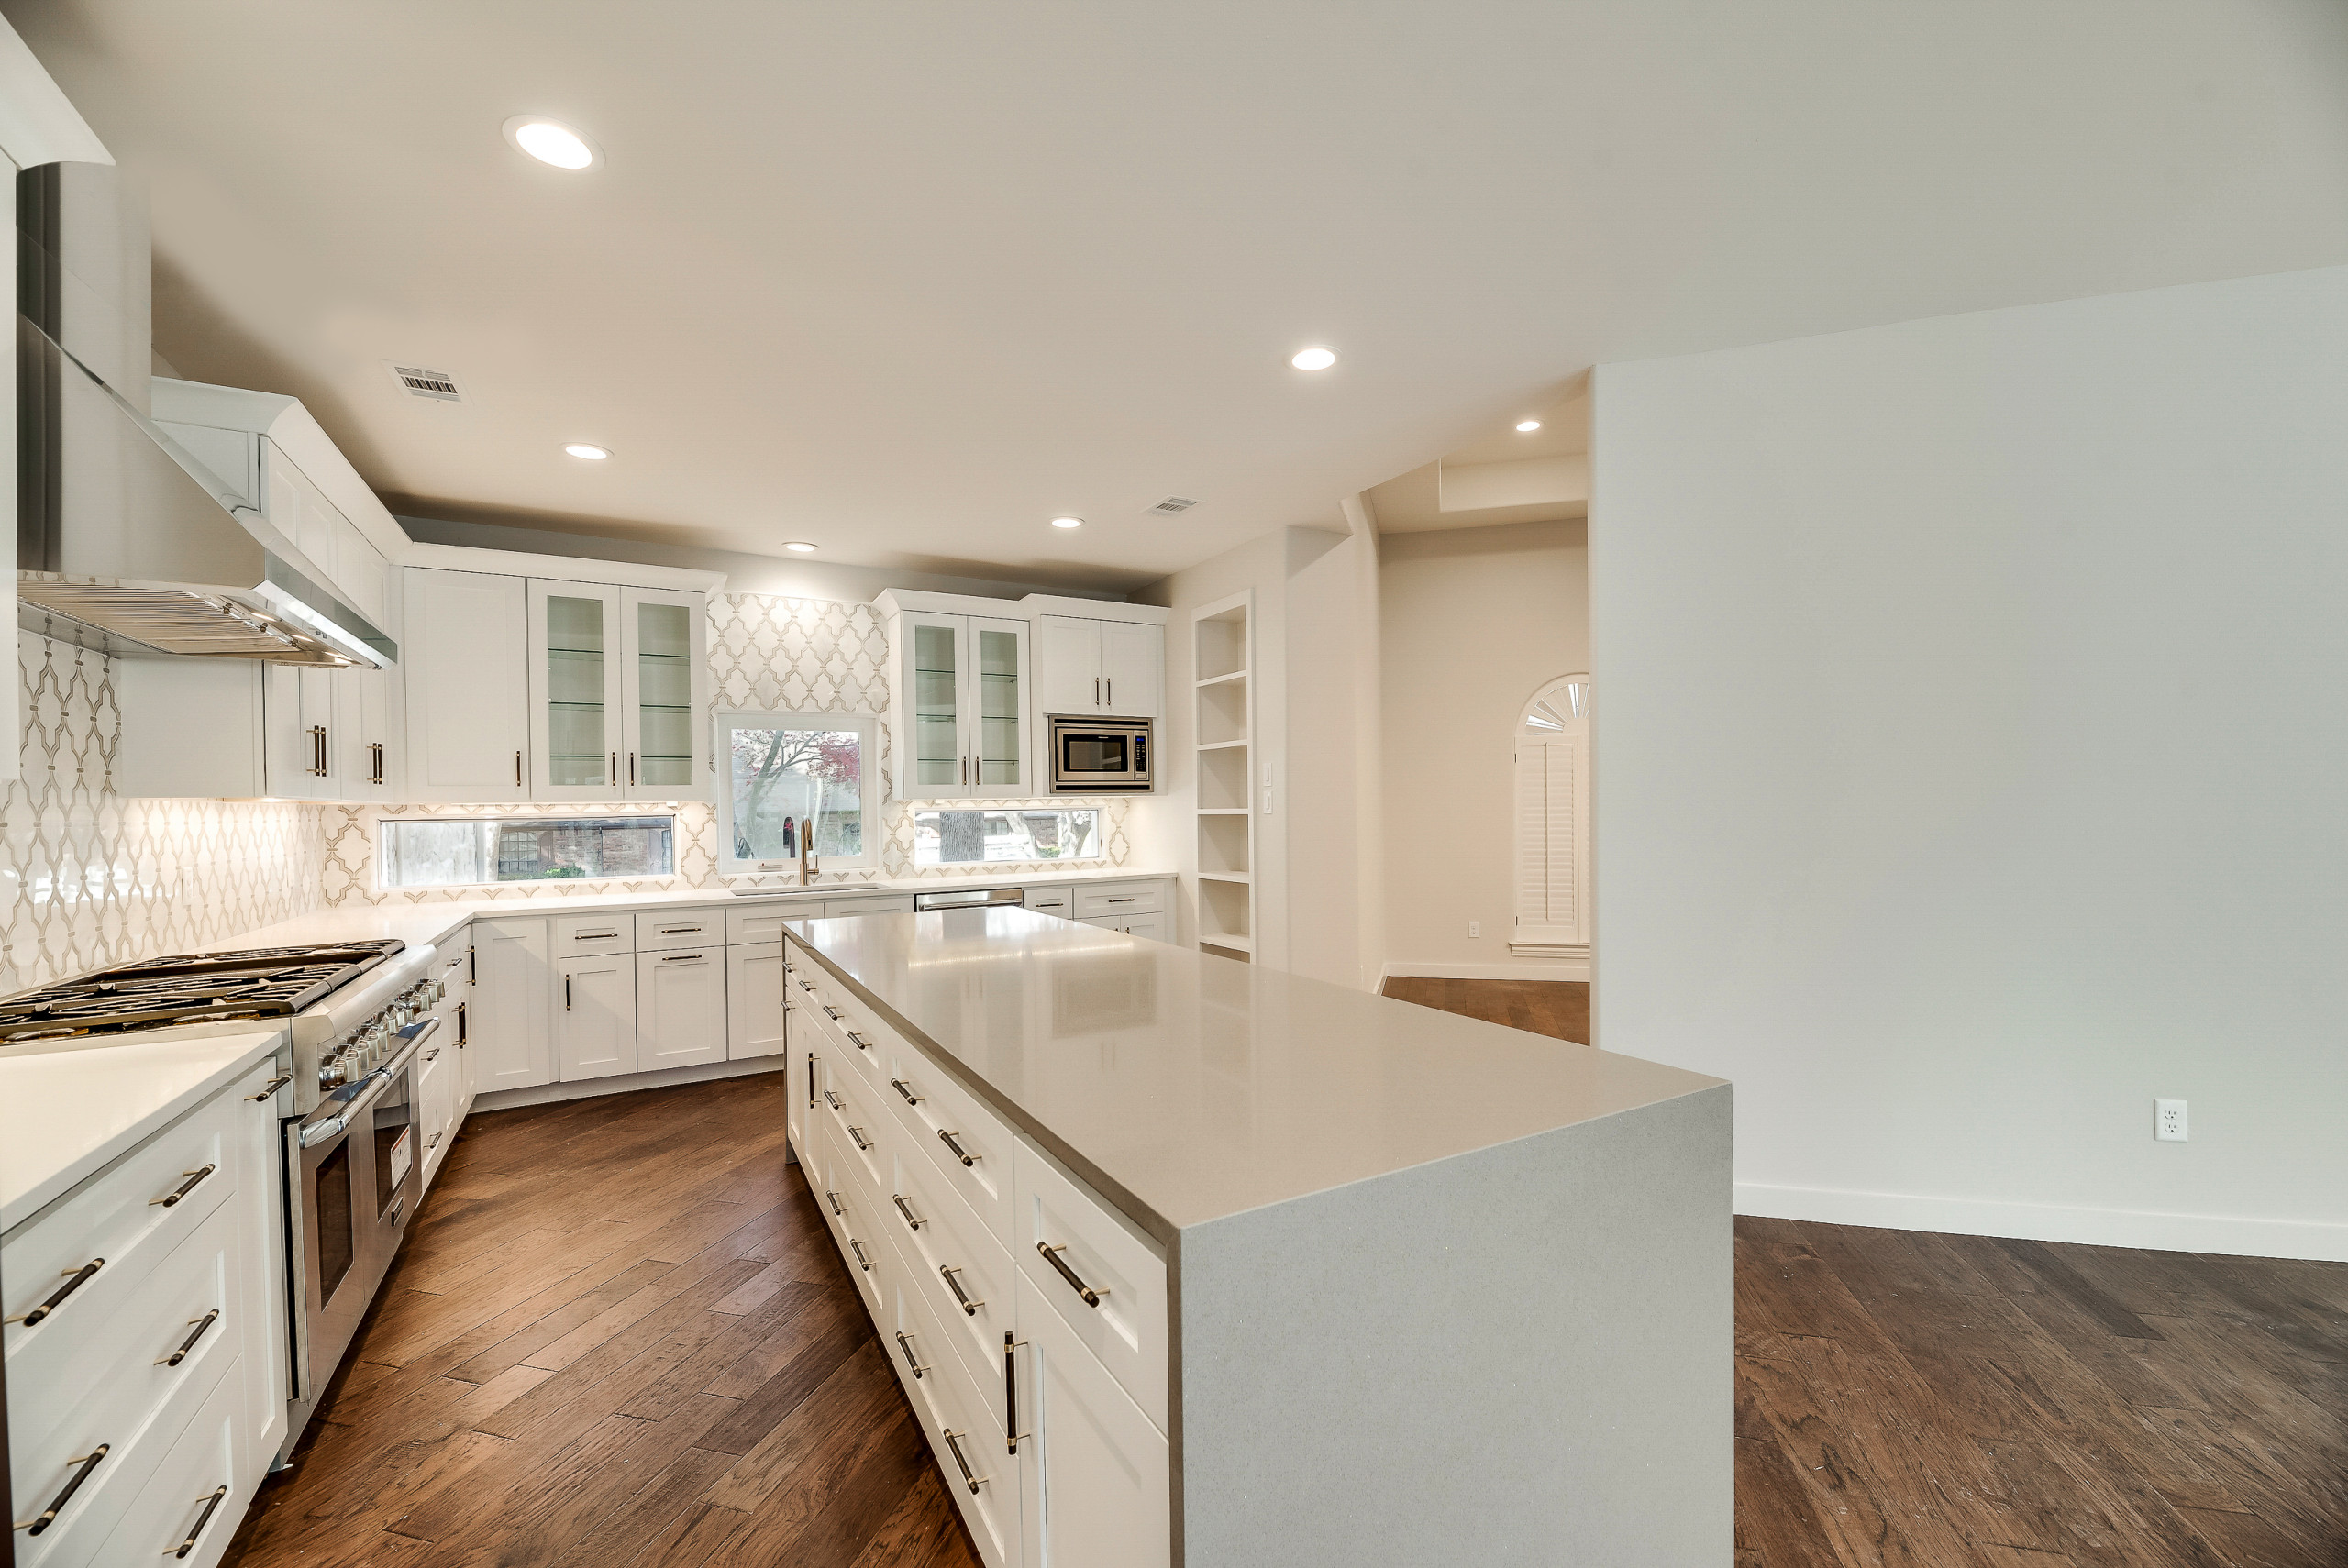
[1175,1081,1733,1567]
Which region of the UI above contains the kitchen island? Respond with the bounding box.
[782,906,1730,1568]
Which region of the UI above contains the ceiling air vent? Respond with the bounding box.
[385,363,465,403]
[1149,496,1199,515]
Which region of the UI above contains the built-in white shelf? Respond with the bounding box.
[1200,931,1256,954]
[1197,807,1248,815]
[1198,871,1251,886]
[1195,668,1249,689]
[1197,738,1249,752]
[1193,592,1256,965]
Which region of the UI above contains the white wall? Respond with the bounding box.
[1592,264,2348,1262]
[1379,521,1589,978]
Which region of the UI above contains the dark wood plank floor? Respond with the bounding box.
[1380,974,1590,1042]
[225,1015,2348,1568]
[220,1073,981,1568]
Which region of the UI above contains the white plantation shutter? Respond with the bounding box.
[1515,678,1590,948]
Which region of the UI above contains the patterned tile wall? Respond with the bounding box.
[319,592,1128,904]
[1,634,323,994]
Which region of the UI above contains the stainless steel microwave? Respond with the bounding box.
[1049,716,1154,792]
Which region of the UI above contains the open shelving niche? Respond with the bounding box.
[1192,591,1255,959]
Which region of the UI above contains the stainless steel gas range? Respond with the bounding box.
[0,936,450,1457]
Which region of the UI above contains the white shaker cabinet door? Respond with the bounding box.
[636,947,726,1072]
[1014,1272,1170,1568]
[556,955,638,1081]
[1097,620,1162,720]
[471,919,553,1091]
[405,569,530,800]
[527,580,625,800]
[235,1059,291,1473]
[1035,614,1101,717]
[620,586,711,801]
[726,942,790,1060]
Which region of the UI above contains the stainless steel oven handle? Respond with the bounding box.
[296,1043,418,1148]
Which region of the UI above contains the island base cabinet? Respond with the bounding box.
[636,947,725,1072]
[726,942,790,1060]
[1014,1272,1170,1568]
[885,1256,1020,1568]
[90,1355,247,1568]
[472,919,554,1092]
[556,955,637,1081]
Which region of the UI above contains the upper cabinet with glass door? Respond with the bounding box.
[880,598,1032,800]
[527,580,713,801]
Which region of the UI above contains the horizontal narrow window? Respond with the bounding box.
[379,816,677,889]
[914,809,1102,867]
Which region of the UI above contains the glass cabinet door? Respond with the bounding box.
[972,616,1027,792]
[528,580,622,797]
[631,598,695,792]
[908,614,965,793]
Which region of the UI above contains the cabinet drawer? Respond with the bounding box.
[7,1201,243,1568]
[818,1119,891,1317]
[884,1259,1020,1568]
[816,1055,892,1199]
[5,1088,238,1377]
[877,1039,1016,1250]
[824,894,914,918]
[1022,888,1072,915]
[91,1350,246,1568]
[635,909,724,951]
[725,900,825,945]
[1013,1140,1168,1435]
[1073,882,1161,919]
[549,912,632,955]
[881,1145,1016,1428]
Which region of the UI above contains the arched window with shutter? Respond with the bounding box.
[1513,675,1591,956]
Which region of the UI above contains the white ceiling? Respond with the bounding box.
[13,3,2348,592]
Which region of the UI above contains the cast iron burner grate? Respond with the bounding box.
[0,939,405,1044]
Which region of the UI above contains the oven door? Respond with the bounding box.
[1050,721,1152,791]
[285,1048,421,1413]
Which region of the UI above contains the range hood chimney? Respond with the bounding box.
[15,162,393,668]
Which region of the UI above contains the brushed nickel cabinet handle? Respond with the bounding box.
[247,1075,292,1101]
[150,1165,216,1208]
[825,1089,844,1110]
[515,749,523,787]
[628,752,636,787]
[371,741,384,785]
[943,1265,982,1316]
[156,1310,219,1367]
[807,1052,817,1110]
[845,1030,869,1050]
[937,1129,977,1166]
[1036,1242,1105,1307]
[847,1124,870,1153]
[892,1194,924,1230]
[942,1429,988,1495]
[822,1005,844,1021]
[1107,676,1113,706]
[825,1189,846,1217]
[895,1331,931,1379]
[610,751,617,785]
[890,1077,922,1106]
[1004,1332,1026,1453]
[172,1485,229,1559]
[17,1443,108,1533]
[848,1237,873,1272]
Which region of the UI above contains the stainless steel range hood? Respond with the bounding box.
[14,163,393,668]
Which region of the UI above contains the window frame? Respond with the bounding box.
[910,805,1107,867]
[714,708,882,875]
[376,813,681,891]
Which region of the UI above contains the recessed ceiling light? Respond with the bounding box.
[1290,346,1337,371]
[1516,419,1542,432]
[1051,517,1084,530]
[503,116,600,171]
[783,541,818,553]
[563,443,610,460]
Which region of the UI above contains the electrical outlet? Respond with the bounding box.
[1468,920,1480,938]
[2156,1099,2188,1142]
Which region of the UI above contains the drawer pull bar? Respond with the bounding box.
[151,1165,217,1208]
[847,1125,871,1153]
[9,1259,103,1325]
[797,979,817,993]
[157,1309,220,1367]
[15,1443,107,1533]
[172,1485,229,1559]
[428,1132,443,1151]
[892,1194,925,1231]
[1037,1242,1107,1307]
[659,953,707,963]
[825,1189,846,1217]
[848,1237,874,1272]
[246,1075,293,1101]
[941,1429,989,1495]
[894,1331,932,1378]
[942,1265,983,1316]
[425,1047,441,1063]
[822,1005,845,1021]
[1005,1333,1028,1454]
[807,1053,818,1110]
[824,1090,844,1110]
[658,925,706,934]
[890,1077,923,1106]
[937,1130,979,1166]
[845,1031,870,1050]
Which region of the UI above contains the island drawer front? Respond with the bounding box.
[816,1052,892,1199]
[884,1261,1020,1568]
[635,910,725,951]
[820,1118,892,1319]
[88,1352,245,1568]
[728,903,823,945]
[7,1198,243,1559]
[884,1147,1015,1429]
[550,913,631,955]
[876,1040,1016,1250]
[1073,881,1162,919]
[1013,1141,1169,1435]
[4,1085,239,1378]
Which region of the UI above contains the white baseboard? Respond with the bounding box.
[471,1056,786,1115]
[1382,958,1592,983]
[1736,1180,2348,1264]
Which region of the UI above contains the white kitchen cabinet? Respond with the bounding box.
[471,918,553,1091]
[636,945,726,1072]
[233,1058,290,1474]
[528,580,624,799]
[416,1038,457,1190]
[621,586,712,800]
[1014,1271,1172,1568]
[405,569,531,801]
[726,942,790,1060]
[1080,912,1167,943]
[1036,613,1164,721]
[556,954,637,1081]
[892,612,1032,799]
[334,568,404,797]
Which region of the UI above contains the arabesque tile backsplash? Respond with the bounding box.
[0,594,1134,977]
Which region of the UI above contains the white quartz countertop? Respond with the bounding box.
[785,908,1728,1242]
[0,1029,284,1233]
[205,868,1176,956]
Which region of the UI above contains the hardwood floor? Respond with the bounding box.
[219,1074,981,1568]
[1379,974,1590,1042]
[224,1042,2347,1568]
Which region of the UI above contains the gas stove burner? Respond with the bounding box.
[0,937,406,1045]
